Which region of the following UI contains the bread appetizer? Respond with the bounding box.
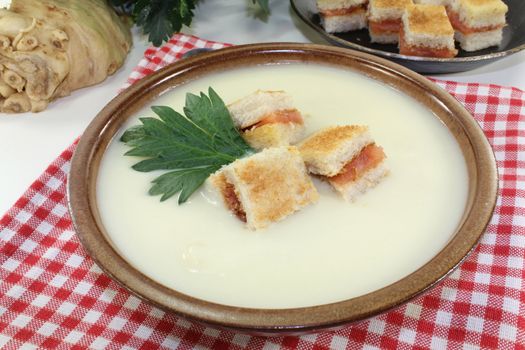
[316,0,368,33]
[399,4,458,58]
[299,125,388,201]
[227,90,305,150]
[447,0,508,51]
[368,0,413,44]
[209,146,319,230]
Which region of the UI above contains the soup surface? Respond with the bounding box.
[97,63,468,308]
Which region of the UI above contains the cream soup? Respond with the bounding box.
[97,63,468,309]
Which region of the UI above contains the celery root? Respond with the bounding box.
[0,0,131,113]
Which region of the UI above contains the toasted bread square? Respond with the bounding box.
[227,90,305,149]
[228,90,295,129]
[299,126,388,201]
[454,27,503,51]
[299,125,372,177]
[329,161,389,201]
[317,0,368,11]
[368,0,413,21]
[403,4,454,37]
[368,0,412,43]
[242,122,304,150]
[400,4,457,56]
[449,0,507,29]
[317,0,368,33]
[321,9,367,33]
[210,147,319,230]
[370,31,400,43]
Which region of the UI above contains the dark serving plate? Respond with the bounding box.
[291,0,525,74]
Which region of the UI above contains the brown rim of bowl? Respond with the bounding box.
[290,0,525,64]
[68,43,498,334]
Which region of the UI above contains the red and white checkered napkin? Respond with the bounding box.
[1,34,524,349]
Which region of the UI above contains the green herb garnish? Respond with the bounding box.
[110,0,270,47]
[120,87,254,204]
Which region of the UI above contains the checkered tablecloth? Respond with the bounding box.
[1,34,524,349]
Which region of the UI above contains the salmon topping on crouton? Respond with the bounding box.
[243,109,303,131]
[369,18,402,34]
[399,26,458,58]
[330,143,386,185]
[320,5,367,16]
[222,182,247,222]
[446,10,504,34]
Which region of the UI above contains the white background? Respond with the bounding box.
[0,0,524,215]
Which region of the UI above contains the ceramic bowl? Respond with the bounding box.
[68,43,497,335]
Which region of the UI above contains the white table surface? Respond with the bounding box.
[0,1,524,216]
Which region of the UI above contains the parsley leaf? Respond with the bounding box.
[120,87,254,204]
[254,0,270,14]
[109,0,270,46]
[132,0,196,47]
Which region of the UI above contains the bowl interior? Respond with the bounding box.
[68,44,498,334]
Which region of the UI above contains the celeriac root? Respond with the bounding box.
[0,79,15,97]
[29,98,47,112]
[0,35,10,50]
[0,0,131,114]
[3,68,25,91]
[3,92,30,113]
[16,35,37,51]
[51,29,67,49]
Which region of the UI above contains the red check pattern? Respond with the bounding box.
[121,34,232,91]
[1,34,524,349]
